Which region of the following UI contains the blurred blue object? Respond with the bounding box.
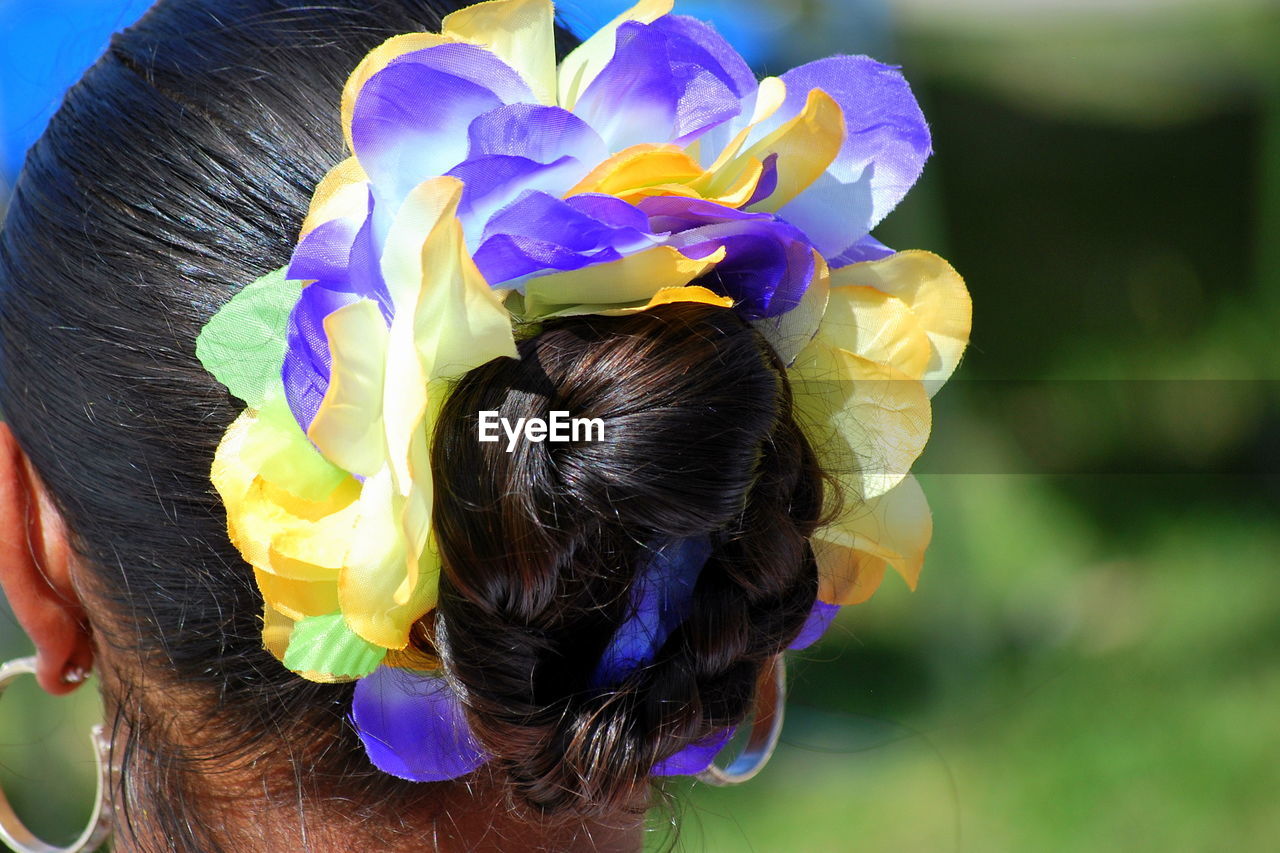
[556,0,784,67]
[556,1,894,84]
[0,0,153,180]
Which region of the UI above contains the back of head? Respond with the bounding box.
[0,0,823,846]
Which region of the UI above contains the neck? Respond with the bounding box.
[99,680,645,853]
[116,784,646,852]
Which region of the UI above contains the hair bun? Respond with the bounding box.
[429,302,823,814]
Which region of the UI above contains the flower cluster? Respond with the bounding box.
[196,0,971,779]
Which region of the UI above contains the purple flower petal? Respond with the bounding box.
[655,16,758,100]
[288,218,362,287]
[652,727,734,776]
[771,56,931,254]
[641,197,816,319]
[281,190,393,432]
[467,103,608,166]
[676,226,813,318]
[744,153,780,209]
[451,107,610,246]
[790,601,841,650]
[473,191,655,286]
[484,191,652,252]
[573,18,750,151]
[774,172,874,260]
[565,193,653,233]
[352,666,488,783]
[287,192,392,311]
[282,284,359,433]
[449,154,591,249]
[829,234,896,269]
[593,537,713,687]
[641,195,774,232]
[473,234,624,284]
[351,44,534,214]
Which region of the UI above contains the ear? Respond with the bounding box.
[0,422,93,695]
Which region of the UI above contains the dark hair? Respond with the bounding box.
[0,0,823,846]
[434,304,823,814]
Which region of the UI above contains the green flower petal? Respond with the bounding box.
[282,611,388,679]
[196,266,303,408]
[255,392,350,503]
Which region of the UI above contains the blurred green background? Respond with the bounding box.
[2,0,1278,850]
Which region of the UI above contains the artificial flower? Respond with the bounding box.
[198,0,969,699]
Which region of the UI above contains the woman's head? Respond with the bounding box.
[0,0,824,847]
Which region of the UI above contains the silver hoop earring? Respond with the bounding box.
[697,654,786,786]
[0,657,112,853]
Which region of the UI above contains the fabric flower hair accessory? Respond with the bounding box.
[196,0,971,782]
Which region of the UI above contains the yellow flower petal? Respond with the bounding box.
[225,491,346,580]
[300,157,370,238]
[338,467,437,650]
[753,250,830,366]
[381,177,467,309]
[382,175,516,487]
[262,603,294,661]
[381,176,517,390]
[329,176,514,650]
[567,144,706,201]
[816,551,887,606]
[815,475,932,604]
[338,468,406,644]
[214,394,347,504]
[540,284,734,318]
[252,395,349,503]
[264,479,363,574]
[381,311,429,492]
[384,644,443,673]
[341,33,453,152]
[382,177,512,614]
[687,84,843,209]
[210,409,263,511]
[557,0,674,110]
[633,285,733,312]
[831,251,972,397]
[702,76,789,174]
[696,158,769,208]
[393,394,443,608]
[213,409,360,581]
[231,477,360,581]
[568,144,774,208]
[818,284,933,379]
[521,245,728,318]
[307,299,390,478]
[403,180,519,382]
[741,89,845,213]
[393,477,435,607]
[255,569,340,621]
[443,0,557,106]
[400,192,513,597]
[789,341,931,501]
